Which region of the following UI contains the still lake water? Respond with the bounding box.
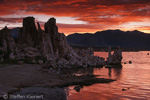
[67,51,150,100]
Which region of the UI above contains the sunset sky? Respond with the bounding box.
[0,0,150,35]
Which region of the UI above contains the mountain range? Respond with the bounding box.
[66,30,150,50]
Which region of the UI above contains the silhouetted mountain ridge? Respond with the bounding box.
[67,29,150,49]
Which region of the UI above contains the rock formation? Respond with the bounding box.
[18,17,38,47]
[0,16,105,68]
[107,47,122,65]
[0,26,16,61]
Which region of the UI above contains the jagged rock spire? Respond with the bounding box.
[23,17,37,31]
[19,16,38,47]
[44,17,58,34]
[4,26,8,29]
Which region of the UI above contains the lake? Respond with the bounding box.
[67,51,150,100]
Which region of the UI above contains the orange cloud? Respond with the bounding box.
[0,0,150,34]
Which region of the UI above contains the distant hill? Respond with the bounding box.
[67,30,150,50]
[11,27,20,38]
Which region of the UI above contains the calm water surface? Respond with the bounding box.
[67,51,150,100]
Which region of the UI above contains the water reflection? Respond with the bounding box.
[59,64,123,79]
[113,67,122,79]
[106,65,123,79]
[108,68,112,78]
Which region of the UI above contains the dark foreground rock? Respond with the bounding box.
[49,75,116,88]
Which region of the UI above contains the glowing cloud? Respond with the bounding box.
[0,0,150,34]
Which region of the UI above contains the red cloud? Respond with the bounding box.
[0,0,150,34]
[0,17,23,23]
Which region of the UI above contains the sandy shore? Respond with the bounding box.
[0,64,115,94]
